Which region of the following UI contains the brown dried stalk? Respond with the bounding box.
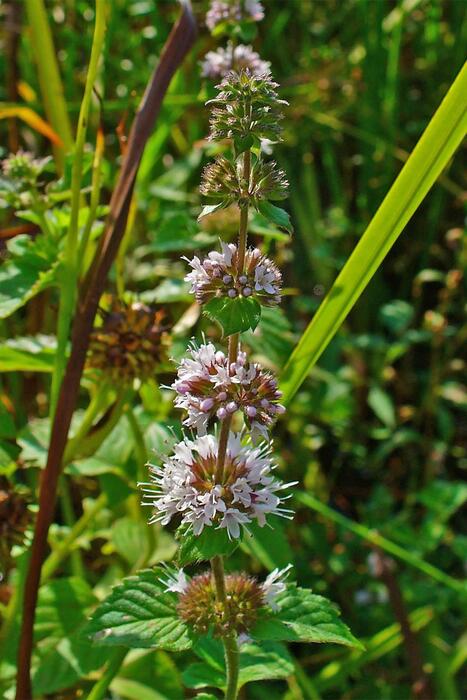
[15,6,197,698]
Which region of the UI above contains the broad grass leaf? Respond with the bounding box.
[251,585,363,649]
[85,568,192,651]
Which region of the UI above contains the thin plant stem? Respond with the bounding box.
[51,1,108,418]
[77,124,105,271]
[211,555,240,700]
[41,493,107,582]
[297,492,466,594]
[87,648,128,700]
[58,475,85,578]
[210,146,251,700]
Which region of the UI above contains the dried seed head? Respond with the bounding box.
[178,572,264,635]
[87,297,168,383]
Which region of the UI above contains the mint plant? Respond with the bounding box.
[87,5,361,698]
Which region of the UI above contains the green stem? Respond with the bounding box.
[62,386,110,465]
[297,492,466,595]
[211,556,240,700]
[41,493,107,582]
[87,648,128,700]
[58,475,85,578]
[50,1,107,417]
[77,125,105,272]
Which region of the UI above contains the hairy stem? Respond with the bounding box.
[210,146,251,700]
[211,555,240,700]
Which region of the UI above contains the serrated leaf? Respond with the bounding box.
[177,525,241,566]
[85,569,192,651]
[251,585,362,649]
[204,296,261,336]
[183,639,293,690]
[0,234,59,319]
[256,200,293,233]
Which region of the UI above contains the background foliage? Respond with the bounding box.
[0,1,466,698]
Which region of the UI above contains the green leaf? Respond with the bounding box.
[177,525,241,566]
[0,334,58,373]
[85,568,192,651]
[0,234,59,319]
[367,386,396,428]
[280,63,467,404]
[183,639,293,690]
[204,296,261,336]
[256,200,293,233]
[197,203,226,221]
[111,517,151,568]
[251,585,363,649]
[110,678,172,700]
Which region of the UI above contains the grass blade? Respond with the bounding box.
[280,62,467,404]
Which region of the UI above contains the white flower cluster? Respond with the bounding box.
[201,43,271,80]
[205,0,264,31]
[172,341,285,440]
[184,241,282,307]
[140,433,294,539]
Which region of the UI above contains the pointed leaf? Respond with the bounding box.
[251,585,363,649]
[177,525,241,566]
[256,200,293,233]
[85,569,192,651]
[197,203,226,221]
[204,296,261,336]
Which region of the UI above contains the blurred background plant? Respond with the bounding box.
[0,1,465,699]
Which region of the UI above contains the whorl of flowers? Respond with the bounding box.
[1,150,49,184]
[201,43,270,80]
[87,298,167,383]
[208,70,288,146]
[184,241,282,307]
[161,564,292,636]
[172,341,284,439]
[140,432,294,539]
[200,156,288,208]
[205,0,264,31]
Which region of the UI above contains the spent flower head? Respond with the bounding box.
[184,241,282,307]
[172,341,285,439]
[87,297,168,383]
[140,432,294,539]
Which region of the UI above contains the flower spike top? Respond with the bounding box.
[205,0,264,32]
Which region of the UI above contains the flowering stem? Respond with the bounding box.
[211,555,240,700]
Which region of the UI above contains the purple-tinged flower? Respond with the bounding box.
[172,341,285,440]
[201,43,271,80]
[205,0,264,32]
[184,242,282,307]
[139,432,295,539]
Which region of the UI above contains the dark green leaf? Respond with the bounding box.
[204,296,261,336]
[256,201,293,233]
[183,639,293,690]
[177,525,241,566]
[85,568,192,651]
[251,585,363,649]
